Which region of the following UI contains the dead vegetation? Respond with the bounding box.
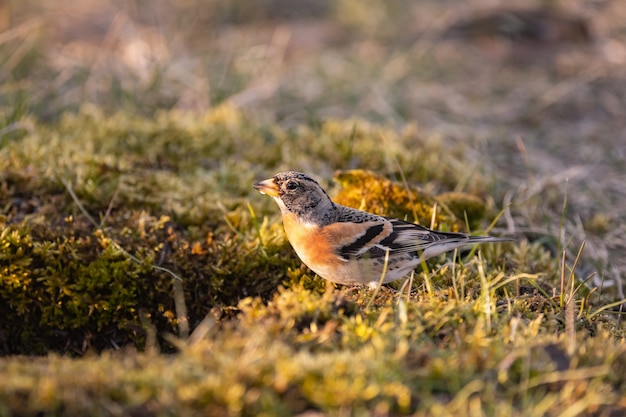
[0,0,625,415]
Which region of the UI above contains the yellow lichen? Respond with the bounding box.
[333,169,489,232]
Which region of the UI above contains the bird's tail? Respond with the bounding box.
[468,235,515,244]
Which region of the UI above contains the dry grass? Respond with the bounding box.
[1,0,625,415]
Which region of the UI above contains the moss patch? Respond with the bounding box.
[0,287,624,416]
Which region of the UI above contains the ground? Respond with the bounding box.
[0,0,625,415]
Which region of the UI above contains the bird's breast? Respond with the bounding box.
[281,213,346,277]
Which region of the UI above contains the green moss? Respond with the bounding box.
[0,286,624,416]
[0,206,301,354]
[0,1,624,414]
[0,107,619,357]
[4,107,469,354]
[0,90,621,415]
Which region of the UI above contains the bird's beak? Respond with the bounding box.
[253,178,280,197]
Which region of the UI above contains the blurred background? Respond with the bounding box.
[2,0,624,123]
[1,0,625,297]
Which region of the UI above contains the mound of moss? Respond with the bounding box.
[1,106,497,354]
[0,286,624,416]
[333,169,489,230]
[0,210,296,354]
[0,106,295,354]
[4,106,607,356]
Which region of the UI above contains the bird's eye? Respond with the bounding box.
[285,180,299,191]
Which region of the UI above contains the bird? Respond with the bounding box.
[254,171,512,287]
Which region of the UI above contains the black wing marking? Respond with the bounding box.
[357,219,470,259]
[339,223,386,259]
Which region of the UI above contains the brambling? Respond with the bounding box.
[254,171,512,286]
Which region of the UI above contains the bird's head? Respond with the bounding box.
[254,171,335,224]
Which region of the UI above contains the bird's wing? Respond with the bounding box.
[373,219,471,257]
[327,216,471,260]
[322,218,394,260]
